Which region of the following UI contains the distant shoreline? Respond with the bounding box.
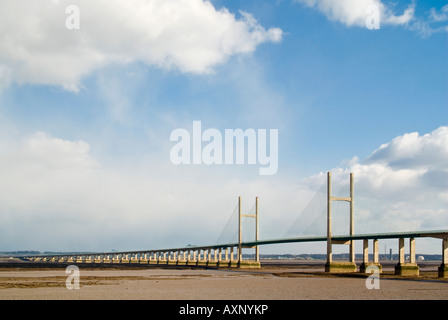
[0,259,447,300]
[1,252,443,261]
[0,257,443,272]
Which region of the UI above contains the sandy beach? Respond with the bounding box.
[0,259,447,300]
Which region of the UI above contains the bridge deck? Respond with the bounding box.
[18,229,448,259]
[240,229,448,247]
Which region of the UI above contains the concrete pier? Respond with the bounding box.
[395,238,419,276]
[359,239,382,273]
[438,238,448,278]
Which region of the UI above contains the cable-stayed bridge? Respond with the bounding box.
[18,172,448,278]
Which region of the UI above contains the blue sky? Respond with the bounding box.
[2,0,446,174]
[0,0,446,253]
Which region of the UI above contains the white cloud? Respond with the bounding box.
[295,0,414,27]
[416,4,448,36]
[295,0,448,37]
[0,0,282,91]
[23,132,97,168]
[429,4,448,22]
[366,126,448,169]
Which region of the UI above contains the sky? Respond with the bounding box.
[0,0,447,254]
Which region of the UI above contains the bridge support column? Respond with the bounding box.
[139,253,148,264]
[373,239,379,264]
[120,254,127,263]
[395,238,419,276]
[230,247,238,267]
[217,247,228,267]
[179,251,185,265]
[197,250,206,266]
[238,196,243,264]
[206,249,218,267]
[131,253,139,263]
[410,238,416,264]
[168,252,175,265]
[360,239,382,273]
[438,239,448,278]
[359,239,368,273]
[176,251,184,265]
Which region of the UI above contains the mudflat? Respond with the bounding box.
[0,260,447,300]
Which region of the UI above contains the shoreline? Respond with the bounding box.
[0,259,447,300]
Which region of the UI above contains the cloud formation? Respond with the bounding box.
[0,0,282,91]
[295,0,448,37]
[430,4,448,22]
[295,0,415,27]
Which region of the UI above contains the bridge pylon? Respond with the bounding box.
[237,196,260,268]
[325,171,357,273]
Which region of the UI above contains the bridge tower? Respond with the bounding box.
[237,196,260,268]
[325,171,357,273]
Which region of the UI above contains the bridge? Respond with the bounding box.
[19,172,448,278]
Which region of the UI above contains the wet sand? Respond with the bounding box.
[0,260,447,300]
